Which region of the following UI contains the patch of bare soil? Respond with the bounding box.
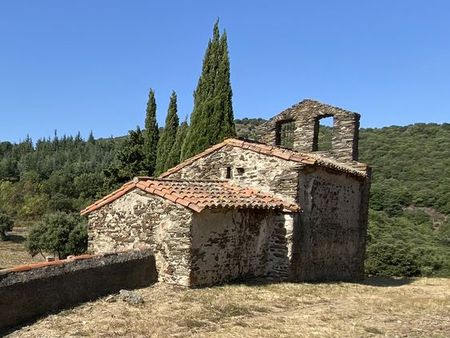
[8,277,450,338]
[0,227,42,269]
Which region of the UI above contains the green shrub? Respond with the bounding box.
[0,212,14,240]
[26,211,87,259]
[365,243,421,277]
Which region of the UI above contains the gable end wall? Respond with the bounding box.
[260,100,360,162]
[87,189,193,286]
[293,167,369,281]
[163,145,302,205]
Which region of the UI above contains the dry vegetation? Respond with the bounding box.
[8,277,450,338]
[0,227,41,269]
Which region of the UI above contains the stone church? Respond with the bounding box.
[81,99,371,287]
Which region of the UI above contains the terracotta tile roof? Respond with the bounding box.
[0,250,141,276]
[0,253,98,275]
[80,178,300,216]
[159,138,368,178]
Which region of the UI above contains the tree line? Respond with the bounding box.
[104,21,235,186]
[0,21,448,276]
[0,20,236,259]
[1,121,448,274]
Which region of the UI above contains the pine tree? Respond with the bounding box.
[155,91,179,175]
[87,131,95,144]
[116,126,147,180]
[181,20,235,160]
[143,89,159,175]
[164,121,189,172]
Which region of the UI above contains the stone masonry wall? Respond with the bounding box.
[153,200,192,286]
[164,145,302,205]
[161,143,369,282]
[190,209,288,286]
[266,213,294,279]
[88,190,193,285]
[0,250,157,333]
[293,167,367,281]
[259,100,360,162]
[163,145,302,280]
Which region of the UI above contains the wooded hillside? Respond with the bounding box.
[0,122,449,276]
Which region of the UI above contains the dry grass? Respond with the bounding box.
[8,277,450,338]
[0,227,41,269]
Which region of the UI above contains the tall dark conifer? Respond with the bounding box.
[212,31,235,142]
[143,89,159,175]
[164,120,189,172]
[181,20,235,160]
[155,91,179,175]
[107,126,146,185]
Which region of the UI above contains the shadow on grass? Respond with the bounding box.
[4,233,26,244]
[360,276,415,287]
[225,276,415,288]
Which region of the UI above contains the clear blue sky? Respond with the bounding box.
[0,1,449,142]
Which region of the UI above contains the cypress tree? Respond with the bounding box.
[164,121,189,172]
[143,89,159,175]
[181,20,235,160]
[155,91,179,175]
[211,30,235,142]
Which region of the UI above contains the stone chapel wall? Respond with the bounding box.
[190,209,288,286]
[293,167,369,281]
[87,190,193,285]
[259,100,360,162]
[163,145,302,205]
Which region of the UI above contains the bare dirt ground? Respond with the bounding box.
[8,277,450,338]
[0,227,41,269]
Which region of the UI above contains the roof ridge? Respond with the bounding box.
[159,138,367,178]
[140,178,227,183]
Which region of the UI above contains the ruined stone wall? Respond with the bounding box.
[164,145,302,205]
[0,250,157,333]
[259,100,360,162]
[266,213,294,279]
[293,167,368,281]
[87,190,193,285]
[190,209,288,286]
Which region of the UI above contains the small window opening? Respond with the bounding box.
[313,116,333,151]
[236,167,245,175]
[226,166,232,179]
[275,120,295,149]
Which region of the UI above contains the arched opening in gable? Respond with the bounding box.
[313,115,334,151]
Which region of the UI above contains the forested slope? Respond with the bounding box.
[0,122,449,276]
[359,123,450,276]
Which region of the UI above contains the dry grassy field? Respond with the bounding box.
[7,277,450,338]
[2,230,449,337]
[0,227,41,269]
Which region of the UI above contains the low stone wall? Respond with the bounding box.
[0,250,157,333]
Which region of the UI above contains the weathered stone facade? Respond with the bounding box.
[165,145,302,205]
[260,99,360,162]
[88,190,287,286]
[85,99,371,286]
[190,209,287,286]
[162,144,370,281]
[294,167,370,281]
[88,189,193,285]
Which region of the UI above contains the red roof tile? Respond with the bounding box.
[0,251,137,276]
[159,138,367,179]
[80,178,300,216]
